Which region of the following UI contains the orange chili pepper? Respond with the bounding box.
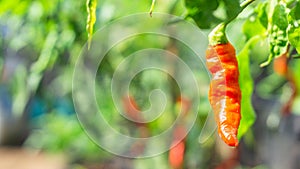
[206,42,241,147]
[169,126,186,169]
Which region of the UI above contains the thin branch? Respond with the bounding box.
[149,0,156,17]
[292,54,300,59]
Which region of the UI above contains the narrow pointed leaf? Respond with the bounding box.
[86,0,97,49]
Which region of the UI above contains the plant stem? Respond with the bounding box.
[149,0,156,17]
[292,54,300,59]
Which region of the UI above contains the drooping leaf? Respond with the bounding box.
[237,36,260,139]
[223,0,241,20]
[86,0,97,49]
[184,0,240,29]
[189,11,221,29]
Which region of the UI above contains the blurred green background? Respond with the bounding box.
[1,0,300,169]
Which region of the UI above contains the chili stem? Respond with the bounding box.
[149,0,156,17]
[209,0,256,45]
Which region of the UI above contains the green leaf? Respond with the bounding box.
[242,15,267,39]
[185,0,219,11]
[288,23,300,53]
[255,2,268,29]
[188,11,221,29]
[223,0,241,20]
[272,4,289,30]
[184,0,240,29]
[293,60,300,97]
[288,1,300,54]
[185,0,219,29]
[288,0,300,20]
[261,4,289,67]
[86,0,97,49]
[237,36,260,140]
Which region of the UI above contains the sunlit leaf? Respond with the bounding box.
[0,0,29,15]
[288,23,300,54]
[255,2,268,29]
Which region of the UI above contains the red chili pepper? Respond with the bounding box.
[169,141,185,169]
[206,23,241,147]
[169,126,186,169]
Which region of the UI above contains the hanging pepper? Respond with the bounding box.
[206,23,241,147]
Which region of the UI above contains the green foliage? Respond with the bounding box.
[184,0,241,29]
[25,113,110,161]
[234,0,300,139]
[242,15,266,39]
[29,31,58,91]
[237,36,260,139]
[288,1,300,53]
[0,0,85,117]
[255,2,268,29]
[190,0,300,68]
[1,0,300,167]
[257,1,300,67]
[261,4,289,67]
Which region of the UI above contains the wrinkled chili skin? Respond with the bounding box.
[206,43,241,147]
